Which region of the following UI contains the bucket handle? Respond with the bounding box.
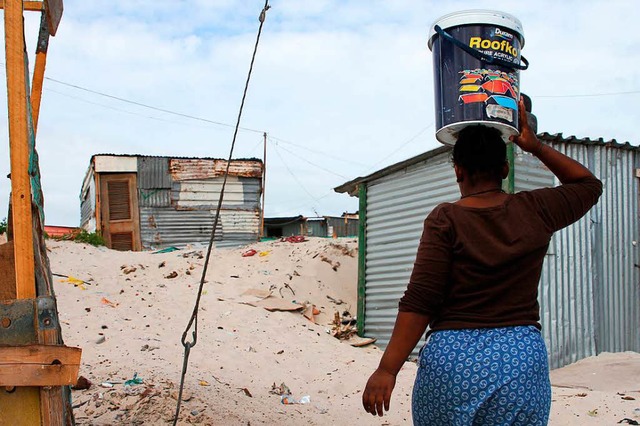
[434,25,529,71]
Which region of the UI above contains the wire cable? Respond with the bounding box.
[536,89,640,98]
[271,140,321,203]
[43,76,266,134]
[271,139,350,180]
[172,2,270,423]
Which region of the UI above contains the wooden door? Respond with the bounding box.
[99,173,141,251]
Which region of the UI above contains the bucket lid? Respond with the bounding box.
[428,10,524,50]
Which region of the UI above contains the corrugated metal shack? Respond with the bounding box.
[80,154,263,251]
[263,214,359,238]
[335,133,639,369]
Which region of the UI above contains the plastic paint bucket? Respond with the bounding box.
[428,10,527,145]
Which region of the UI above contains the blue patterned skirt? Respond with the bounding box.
[412,326,551,426]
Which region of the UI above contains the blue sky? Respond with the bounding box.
[0,0,638,226]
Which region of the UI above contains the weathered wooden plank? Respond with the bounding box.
[5,0,35,299]
[0,1,44,11]
[0,345,81,386]
[30,12,49,136]
[43,0,62,36]
[0,363,79,386]
[0,241,17,300]
[0,344,81,365]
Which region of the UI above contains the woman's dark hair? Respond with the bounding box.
[452,125,507,181]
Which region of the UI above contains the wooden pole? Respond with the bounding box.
[260,132,267,238]
[31,11,49,136]
[5,0,35,299]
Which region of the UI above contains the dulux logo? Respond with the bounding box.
[494,28,514,41]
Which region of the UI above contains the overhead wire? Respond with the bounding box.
[45,87,205,128]
[268,135,370,168]
[44,76,266,134]
[536,89,640,98]
[271,140,321,203]
[364,123,434,173]
[270,139,350,180]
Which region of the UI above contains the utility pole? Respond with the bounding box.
[260,132,267,238]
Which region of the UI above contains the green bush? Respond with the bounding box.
[0,217,7,235]
[70,230,106,247]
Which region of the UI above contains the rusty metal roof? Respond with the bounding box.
[90,153,263,162]
[170,158,262,180]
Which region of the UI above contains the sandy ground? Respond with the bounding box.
[33,237,640,425]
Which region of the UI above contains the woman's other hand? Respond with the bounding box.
[510,97,542,154]
[362,368,396,416]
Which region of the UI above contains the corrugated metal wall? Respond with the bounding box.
[282,222,305,236]
[136,157,261,250]
[362,143,639,368]
[326,217,359,237]
[307,220,328,237]
[80,168,96,231]
[140,208,223,249]
[365,151,459,355]
[546,142,638,367]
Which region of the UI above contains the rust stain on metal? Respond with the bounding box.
[169,159,262,181]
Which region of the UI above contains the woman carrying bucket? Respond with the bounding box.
[361,97,602,424]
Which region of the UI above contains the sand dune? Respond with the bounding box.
[41,237,640,425]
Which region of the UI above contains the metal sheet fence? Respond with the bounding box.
[364,152,458,354]
[362,143,639,368]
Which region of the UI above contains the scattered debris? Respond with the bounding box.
[349,337,377,347]
[95,335,106,344]
[329,242,357,257]
[124,373,144,387]
[121,265,137,274]
[54,273,92,288]
[242,288,273,300]
[587,409,598,417]
[153,246,179,254]
[618,419,640,425]
[330,311,358,340]
[158,261,166,268]
[242,249,258,257]
[72,376,92,390]
[171,390,192,402]
[326,295,345,305]
[100,297,118,308]
[301,302,319,323]
[239,387,253,397]
[270,382,291,396]
[164,271,178,279]
[320,255,340,271]
[279,282,295,297]
[182,250,204,259]
[281,236,306,243]
[140,344,159,352]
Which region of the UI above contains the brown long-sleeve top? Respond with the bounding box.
[398,176,603,331]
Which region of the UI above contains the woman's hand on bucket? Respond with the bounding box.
[362,367,396,416]
[510,97,543,154]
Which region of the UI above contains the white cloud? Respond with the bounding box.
[0,0,637,226]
